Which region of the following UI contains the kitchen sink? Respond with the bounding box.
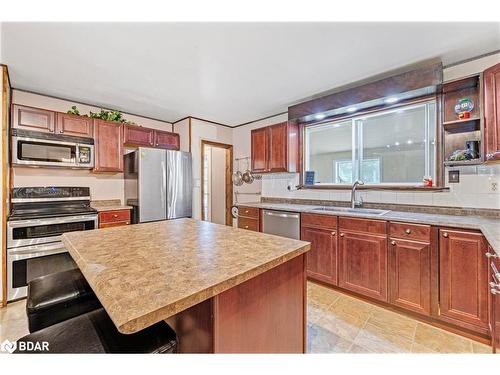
[312,206,390,216]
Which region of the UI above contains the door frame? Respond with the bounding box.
[200,140,233,226]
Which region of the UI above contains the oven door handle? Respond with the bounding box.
[7,214,98,227]
[8,242,68,257]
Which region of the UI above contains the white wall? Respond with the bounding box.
[11,90,175,203]
[232,57,500,210]
[173,118,190,152]
[190,118,232,220]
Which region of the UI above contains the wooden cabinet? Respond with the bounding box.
[484,63,500,161]
[93,120,124,172]
[55,113,93,138]
[12,104,56,133]
[338,218,388,302]
[389,238,431,316]
[123,125,154,147]
[237,206,260,232]
[250,121,298,173]
[154,130,180,150]
[439,229,489,335]
[98,209,131,228]
[301,213,337,285]
[250,127,268,173]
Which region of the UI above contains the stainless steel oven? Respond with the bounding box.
[7,186,98,301]
[11,128,94,169]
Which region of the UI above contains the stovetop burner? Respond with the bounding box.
[9,186,97,220]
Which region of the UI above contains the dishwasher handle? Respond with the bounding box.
[264,211,300,219]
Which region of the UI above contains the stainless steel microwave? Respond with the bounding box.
[11,128,94,169]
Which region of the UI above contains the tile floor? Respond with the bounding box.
[0,282,494,353]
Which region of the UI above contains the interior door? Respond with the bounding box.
[166,150,192,219]
[138,148,167,222]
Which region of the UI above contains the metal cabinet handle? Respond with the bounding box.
[331,231,336,236]
[443,232,448,238]
[340,233,344,237]
[485,252,499,259]
[405,229,411,235]
[391,240,396,246]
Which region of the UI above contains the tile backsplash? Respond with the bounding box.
[261,164,500,210]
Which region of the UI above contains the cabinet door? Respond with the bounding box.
[56,113,93,138]
[124,125,154,147]
[12,105,55,133]
[339,230,388,301]
[484,63,500,161]
[268,122,288,172]
[389,238,431,316]
[93,120,124,172]
[301,225,337,285]
[154,130,180,150]
[237,216,259,232]
[251,127,268,173]
[439,229,489,334]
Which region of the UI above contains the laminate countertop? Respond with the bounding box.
[237,202,500,256]
[61,218,310,334]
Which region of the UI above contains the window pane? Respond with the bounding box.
[359,104,432,184]
[306,120,352,184]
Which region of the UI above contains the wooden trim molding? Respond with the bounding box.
[200,140,234,226]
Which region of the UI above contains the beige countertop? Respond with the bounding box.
[62,218,310,334]
[237,202,500,256]
[90,199,132,212]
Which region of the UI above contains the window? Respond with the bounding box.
[304,100,436,186]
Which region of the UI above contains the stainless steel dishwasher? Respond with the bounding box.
[262,209,300,240]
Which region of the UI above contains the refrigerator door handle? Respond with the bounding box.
[161,159,166,209]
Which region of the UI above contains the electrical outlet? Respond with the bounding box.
[490,181,498,192]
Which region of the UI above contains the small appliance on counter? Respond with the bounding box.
[124,148,192,223]
[6,186,98,301]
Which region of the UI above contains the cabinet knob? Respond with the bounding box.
[331,231,336,236]
[405,229,411,234]
[340,233,344,237]
[485,252,499,259]
[391,240,396,246]
[443,232,448,238]
[59,130,64,133]
[245,210,249,213]
[244,225,249,229]
[113,214,118,218]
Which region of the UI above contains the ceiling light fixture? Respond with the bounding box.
[394,141,400,146]
[385,97,399,104]
[347,107,357,113]
[407,140,413,144]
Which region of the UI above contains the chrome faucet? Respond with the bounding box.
[350,180,365,209]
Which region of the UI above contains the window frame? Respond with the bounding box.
[300,96,445,190]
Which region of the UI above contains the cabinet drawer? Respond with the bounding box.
[99,210,131,224]
[238,206,259,219]
[339,217,386,235]
[99,221,129,229]
[238,217,259,232]
[301,213,337,229]
[389,222,431,242]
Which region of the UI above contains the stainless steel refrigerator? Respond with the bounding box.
[124,148,192,223]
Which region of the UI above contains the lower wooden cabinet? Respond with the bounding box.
[301,214,337,285]
[389,238,431,316]
[98,210,131,228]
[338,229,388,302]
[237,206,260,232]
[439,229,489,334]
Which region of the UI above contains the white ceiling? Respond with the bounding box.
[1,22,499,126]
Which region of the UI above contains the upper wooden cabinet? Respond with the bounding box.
[93,120,124,173]
[301,213,338,286]
[123,125,154,147]
[12,105,56,133]
[250,121,299,173]
[56,113,93,138]
[438,229,489,335]
[154,130,180,150]
[484,63,500,162]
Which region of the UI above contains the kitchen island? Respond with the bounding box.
[61,218,310,353]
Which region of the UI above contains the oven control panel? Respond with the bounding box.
[12,186,91,199]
